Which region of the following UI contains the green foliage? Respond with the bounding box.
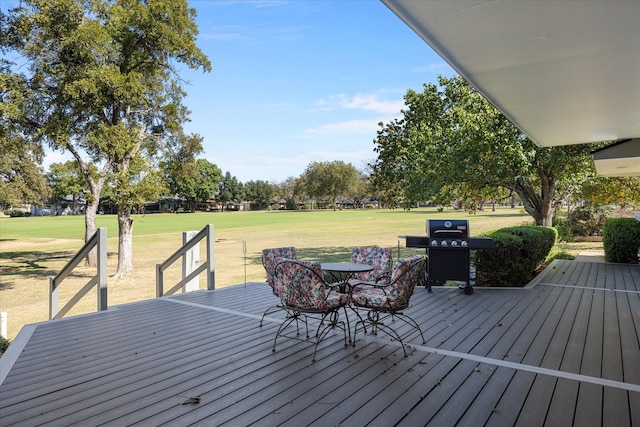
[567,205,610,236]
[2,0,211,271]
[298,161,359,210]
[575,176,640,207]
[274,176,300,210]
[552,216,573,242]
[46,160,87,213]
[166,158,222,210]
[0,336,10,356]
[0,64,50,207]
[476,225,557,287]
[602,218,640,264]
[370,75,600,225]
[217,172,244,210]
[244,180,275,210]
[4,209,27,217]
[546,247,575,261]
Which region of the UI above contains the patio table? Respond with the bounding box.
[321,262,374,290]
[320,262,374,343]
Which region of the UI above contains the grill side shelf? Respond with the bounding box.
[404,236,429,248]
[465,237,495,249]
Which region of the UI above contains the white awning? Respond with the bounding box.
[592,138,640,177]
[382,0,640,175]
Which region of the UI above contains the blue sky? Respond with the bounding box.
[7,0,455,182]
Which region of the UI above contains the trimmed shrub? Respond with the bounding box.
[552,216,573,242]
[0,336,10,356]
[603,218,640,264]
[568,205,609,236]
[476,226,557,287]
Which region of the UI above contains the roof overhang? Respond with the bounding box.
[592,138,640,177]
[381,0,640,176]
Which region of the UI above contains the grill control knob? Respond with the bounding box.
[451,241,459,247]
[461,240,468,247]
[431,240,438,247]
[441,240,448,247]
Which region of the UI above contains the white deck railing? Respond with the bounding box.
[49,228,108,319]
[156,224,215,296]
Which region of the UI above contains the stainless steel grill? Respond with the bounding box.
[404,219,494,295]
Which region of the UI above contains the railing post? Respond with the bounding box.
[206,224,215,290]
[48,227,108,319]
[0,312,6,339]
[155,224,215,296]
[97,227,108,311]
[49,276,58,320]
[182,231,200,292]
[156,264,163,297]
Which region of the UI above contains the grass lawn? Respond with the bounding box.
[0,207,592,339]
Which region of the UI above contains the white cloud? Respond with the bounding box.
[315,92,405,115]
[303,118,382,136]
[412,62,454,74]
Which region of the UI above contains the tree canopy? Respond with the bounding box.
[166,157,222,211]
[217,172,243,211]
[244,180,275,210]
[2,0,210,274]
[298,161,359,210]
[46,160,87,214]
[0,63,50,208]
[371,76,601,225]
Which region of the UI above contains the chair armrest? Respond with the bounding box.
[350,281,390,294]
[373,271,391,282]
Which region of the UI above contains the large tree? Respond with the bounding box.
[217,172,243,211]
[244,180,275,210]
[275,176,299,210]
[2,0,211,274]
[298,160,359,210]
[166,157,223,211]
[46,161,87,214]
[371,76,599,226]
[0,62,50,209]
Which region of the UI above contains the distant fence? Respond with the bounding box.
[50,228,108,319]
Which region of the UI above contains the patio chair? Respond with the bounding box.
[272,259,350,361]
[348,246,393,286]
[351,254,426,357]
[259,247,297,326]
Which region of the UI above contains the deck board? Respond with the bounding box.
[1,259,639,426]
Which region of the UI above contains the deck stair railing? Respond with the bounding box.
[50,227,108,320]
[156,224,215,297]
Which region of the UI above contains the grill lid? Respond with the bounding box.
[427,219,469,238]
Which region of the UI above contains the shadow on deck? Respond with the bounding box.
[1,259,639,426]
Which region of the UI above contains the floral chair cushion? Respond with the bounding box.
[262,247,297,295]
[351,255,424,311]
[275,259,349,311]
[349,246,392,285]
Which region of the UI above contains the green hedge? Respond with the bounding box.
[603,218,640,264]
[476,226,557,287]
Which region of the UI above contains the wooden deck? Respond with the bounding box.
[1,259,639,426]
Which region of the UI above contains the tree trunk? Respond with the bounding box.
[114,210,134,278]
[513,174,557,227]
[84,199,99,266]
[82,177,106,267]
[70,146,109,267]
